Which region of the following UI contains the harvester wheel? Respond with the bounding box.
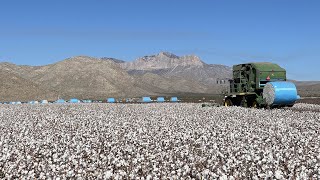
[224,99,233,107]
[251,101,258,108]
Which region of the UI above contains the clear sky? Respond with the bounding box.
[0,0,319,80]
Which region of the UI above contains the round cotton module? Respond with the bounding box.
[263,81,300,106]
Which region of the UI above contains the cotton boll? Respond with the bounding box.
[275,170,283,179]
[0,103,319,178]
[219,174,228,180]
[146,175,152,180]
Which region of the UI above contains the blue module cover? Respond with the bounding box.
[107,98,116,103]
[41,100,48,104]
[56,99,65,103]
[142,97,152,102]
[267,82,300,106]
[69,98,80,103]
[170,97,178,102]
[157,97,165,102]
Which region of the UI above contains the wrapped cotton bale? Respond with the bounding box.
[263,82,300,106]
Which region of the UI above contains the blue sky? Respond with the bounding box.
[0,0,319,80]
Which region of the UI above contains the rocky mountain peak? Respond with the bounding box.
[0,62,14,65]
[158,52,179,59]
[122,52,204,70]
[66,56,96,61]
[101,57,126,64]
[179,54,203,65]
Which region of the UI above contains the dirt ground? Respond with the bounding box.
[298,97,320,105]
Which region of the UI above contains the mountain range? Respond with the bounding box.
[0,52,318,102]
[0,52,231,101]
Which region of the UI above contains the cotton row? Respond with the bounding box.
[0,103,319,179]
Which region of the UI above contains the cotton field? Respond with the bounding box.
[0,103,319,179]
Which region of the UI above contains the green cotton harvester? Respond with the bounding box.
[223,62,300,108]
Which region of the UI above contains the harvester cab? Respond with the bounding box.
[224,63,300,108]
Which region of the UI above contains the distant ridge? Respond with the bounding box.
[0,69,57,102]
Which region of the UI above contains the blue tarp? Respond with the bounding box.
[157,97,165,102]
[56,99,65,103]
[170,97,178,102]
[41,100,48,104]
[107,98,115,103]
[29,101,39,104]
[15,102,20,104]
[69,98,80,103]
[142,97,152,103]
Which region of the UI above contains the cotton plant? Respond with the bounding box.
[0,103,319,179]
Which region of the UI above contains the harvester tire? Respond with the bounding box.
[251,101,258,108]
[224,99,233,107]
